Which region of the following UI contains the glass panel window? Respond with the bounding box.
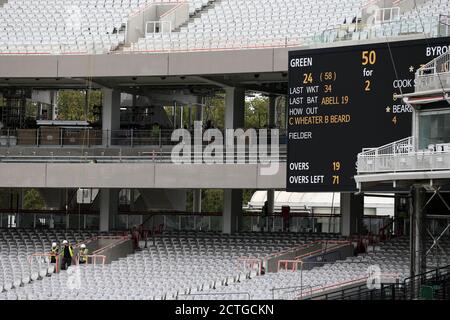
[419,111,450,149]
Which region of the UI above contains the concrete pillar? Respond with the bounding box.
[409,188,416,297]
[340,193,364,236]
[84,90,89,119]
[223,190,243,234]
[196,101,203,122]
[188,106,192,129]
[180,105,184,128]
[195,97,203,129]
[173,102,177,128]
[416,188,426,284]
[130,189,135,211]
[266,189,275,232]
[410,186,426,297]
[102,89,121,146]
[51,90,59,120]
[268,95,277,128]
[225,87,245,129]
[222,88,245,234]
[267,190,275,214]
[99,189,119,232]
[17,189,24,228]
[193,189,202,213]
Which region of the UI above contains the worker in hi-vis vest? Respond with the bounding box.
[78,244,89,264]
[60,240,74,270]
[50,242,59,264]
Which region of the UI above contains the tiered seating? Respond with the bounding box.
[0,0,207,54]
[0,232,342,300]
[1,0,448,55]
[128,0,363,52]
[192,236,450,300]
[2,231,449,300]
[0,229,96,294]
[344,0,449,42]
[129,0,450,52]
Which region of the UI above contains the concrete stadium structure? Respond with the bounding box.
[0,35,430,234]
[0,0,450,301]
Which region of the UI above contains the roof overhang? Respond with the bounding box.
[396,88,450,106]
[355,170,450,191]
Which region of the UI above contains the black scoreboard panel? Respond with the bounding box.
[287,37,450,192]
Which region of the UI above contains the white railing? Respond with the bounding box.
[357,137,450,174]
[357,137,413,173]
[359,137,414,157]
[416,50,450,91]
[357,150,450,174]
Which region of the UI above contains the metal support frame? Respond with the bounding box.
[424,188,450,268]
[408,185,450,299]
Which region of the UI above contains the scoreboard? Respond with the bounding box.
[287,37,450,192]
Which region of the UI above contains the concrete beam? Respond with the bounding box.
[0,34,428,81]
[0,163,286,189]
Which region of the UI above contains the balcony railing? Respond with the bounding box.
[357,137,450,174]
[0,128,287,148]
[0,149,287,164]
[416,48,450,91]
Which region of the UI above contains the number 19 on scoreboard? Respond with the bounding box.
[332,161,341,185]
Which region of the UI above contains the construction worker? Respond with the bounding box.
[78,244,89,264]
[50,242,59,264]
[60,240,74,270]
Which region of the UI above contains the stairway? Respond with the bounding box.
[173,0,220,33]
[114,0,219,52]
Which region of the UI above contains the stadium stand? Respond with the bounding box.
[349,0,448,41]
[1,0,449,54]
[1,0,450,305]
[0,232,344,300]
[0,229,97,294]
[1,231,449,300]
[0,0,208,54]
[182,236,450,300]
[126,0,364,52]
